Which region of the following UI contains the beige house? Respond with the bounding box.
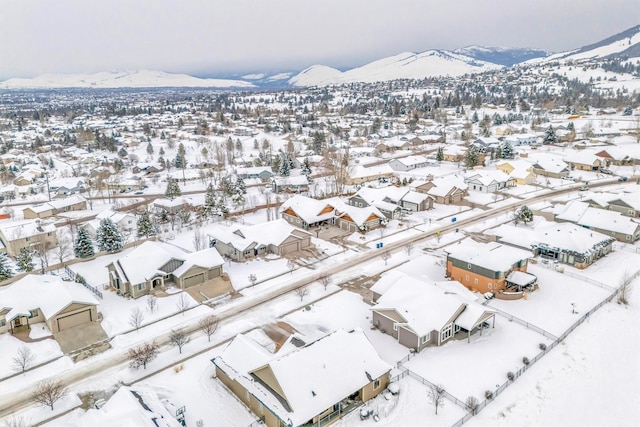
[0,275,99,335]
[213,328,391,427]
[0,219,58,257]
[23,195,87,219]
[415,177,468,205]
[107,241,224,298]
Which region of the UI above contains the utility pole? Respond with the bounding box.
[45,173,51,201]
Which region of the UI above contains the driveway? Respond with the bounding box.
[54,322,109,354]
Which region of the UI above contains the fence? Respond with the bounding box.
[65,266,103,299]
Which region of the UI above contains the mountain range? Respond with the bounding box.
[1,25,638,90]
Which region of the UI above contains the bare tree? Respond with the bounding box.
[404,242,414,256]
[12,346,36,373]
[381,251,391,266]
[199,315,219,342]
[318,274,331,290]
[618,270,633,305]
[176,293,191,315]
[248,273,257,287]
[465,396,479,415]
[146,295,158,314]
[295,285,309,301]
[129,307,145,332]
[2,415,31,427]
[54,231,73,265]
[287,259,295,275]
[169,328,191,354]
[192,227,206,251]
[34,240,54,272]
[428,383,446,415]
[31,379,67,410]
[128,341,159,370]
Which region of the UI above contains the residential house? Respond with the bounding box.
[563,152,604,172]
[346,164,394,185]
[553,200,640,242]
[279,195,339,230]
[207,218,312,262]
[496,160,536,185]
[530,158,570,179]
[106,241,225,298]
[370,271,496,351]
[388,155,429,172]
[236,166,273,181]
[595,147,632,166]
[442,145,467,163]
[471,137,500,154]
[0,219,57,257]
[83,210,136,239]
[445,241,534,295]
[271,175,309,194]
[0,274,99,335]
[48,178,86,196]
[23,195,87,219]
[348,187,432,218]
[489,222,615,269]
[212,328,391,427]
[504,133,538,146]
[414,177,467,205]
[464,170,515,193]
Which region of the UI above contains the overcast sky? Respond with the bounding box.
[0,0,637,80]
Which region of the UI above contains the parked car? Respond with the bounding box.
[579,185,589,191]
[618,176,628,182]
[561,175,575,181]
[600,169,613,175]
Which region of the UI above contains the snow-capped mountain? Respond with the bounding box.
[530,24,640,64]
[0,70,255,89]
[289,50,501,87]
[453,46,548,66]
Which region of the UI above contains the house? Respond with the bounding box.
[563,152,604,172]
[496,160,537,185]
[489,222,615,269]
[207,219,312,262]
[348,187,432,218]
[594,147,632,166]
[464,170,515,193]
[153,197,192,215]
[106,241,224,298]
[279,195,339,230]
[554,200,640,242]
[271,175,309,194]
[236,166,273,181]
[0,218,57,257]
[414,177,467,205]
[504,133,538,146]
[83,210,136,239]
[0,274,99,335]
[388,155,429,172]
[23,195,87,219]
[445,241,534,296]
[47,178,86,196]
[471,137,500,154]
[530,158,570,179]
[370,271,496,350]
[212,328,391,427]
[73,386,182,427]
[442,145,467,163]
[346,164,394,185]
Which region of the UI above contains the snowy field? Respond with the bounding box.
[0,331,63,380]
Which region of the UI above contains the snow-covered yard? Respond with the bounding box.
[0,331,63,379]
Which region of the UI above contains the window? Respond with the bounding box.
[440,324,453,342]
[137,283,145,291]
[465,275,469,281]
[488,283,493,289]
[374,378,381,389]
[474,278,479,285]
[0,319,5,327]
[29,309,38,318]
[25,237,30,242]
[421,335,430,344]
[626,235,632,241]
[467,263,472,269]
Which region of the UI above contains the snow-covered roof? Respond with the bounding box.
[111,241,188,285]
[0,274,99,322]
[506,271,538,287]
[279,195,337,224]
[464,170,513,185]
[555,200,640,236]
[75,386,181,427]
[0,218,56,240]
[26,195,86,213]
[172,247,224,277]
[445,241,531,272]
[214,329,391,426]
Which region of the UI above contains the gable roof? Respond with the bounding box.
[110,241,188,285]
[445,241,531,272]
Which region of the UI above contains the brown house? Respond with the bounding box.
[0,219,58,257]
[212,329,391,427]
[23,195,87,219]
[415,178,467,205]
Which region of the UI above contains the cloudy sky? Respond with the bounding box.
[0,0,637,80]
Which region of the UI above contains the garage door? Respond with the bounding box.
[280,243,299,255]
[57,309,92,331]
[183,272,205,288]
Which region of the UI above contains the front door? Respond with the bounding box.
[14,318,21,327]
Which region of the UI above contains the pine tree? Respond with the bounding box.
[436,147,444,162]
[164,178,182,200]
[136,212,157,238]
[0,256,13,280]
[174,143,186,169]
[159,147,165,156]
[544,125,557,144]
[118,147,128,158]
[501,142,513,159]
[96,218,124,252]
[146,142,154,155]
[301,157,313,184]
[471,111,479,123]
[236,176,246,194]
[74,228,95,258]
[278,152,290,176]
[465,145,479,168]
[514,205,534,225]
[623,106,633,116]
[203,183,217,218]
[16,247,34,272]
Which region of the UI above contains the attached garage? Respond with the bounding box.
[280,242,299,255]
[182,272,206,288]
[56,309,93,332]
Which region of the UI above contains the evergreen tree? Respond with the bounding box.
[174,143,187,169]
[118,147,128,158]
[436,146,444,162]
[465,145,479,168]
[136,212,157,238]
[471,111,479,123]
[159,147,165,156]
[203,183,217,218]
[164,178,182,200]
[0,256,13,280]
[96,218,124,252]
[278,152,290,176]
[543,125,557,144]
[623,106,633,116]
[567,121,575,132]
[501,141,513,159]
[236,176,246,194]
[16,247,34,272]
[312,131,325,155]
[74,228,95,259]
[301,157,313,184]
[146,142,154,155]
[514,205,534,225]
